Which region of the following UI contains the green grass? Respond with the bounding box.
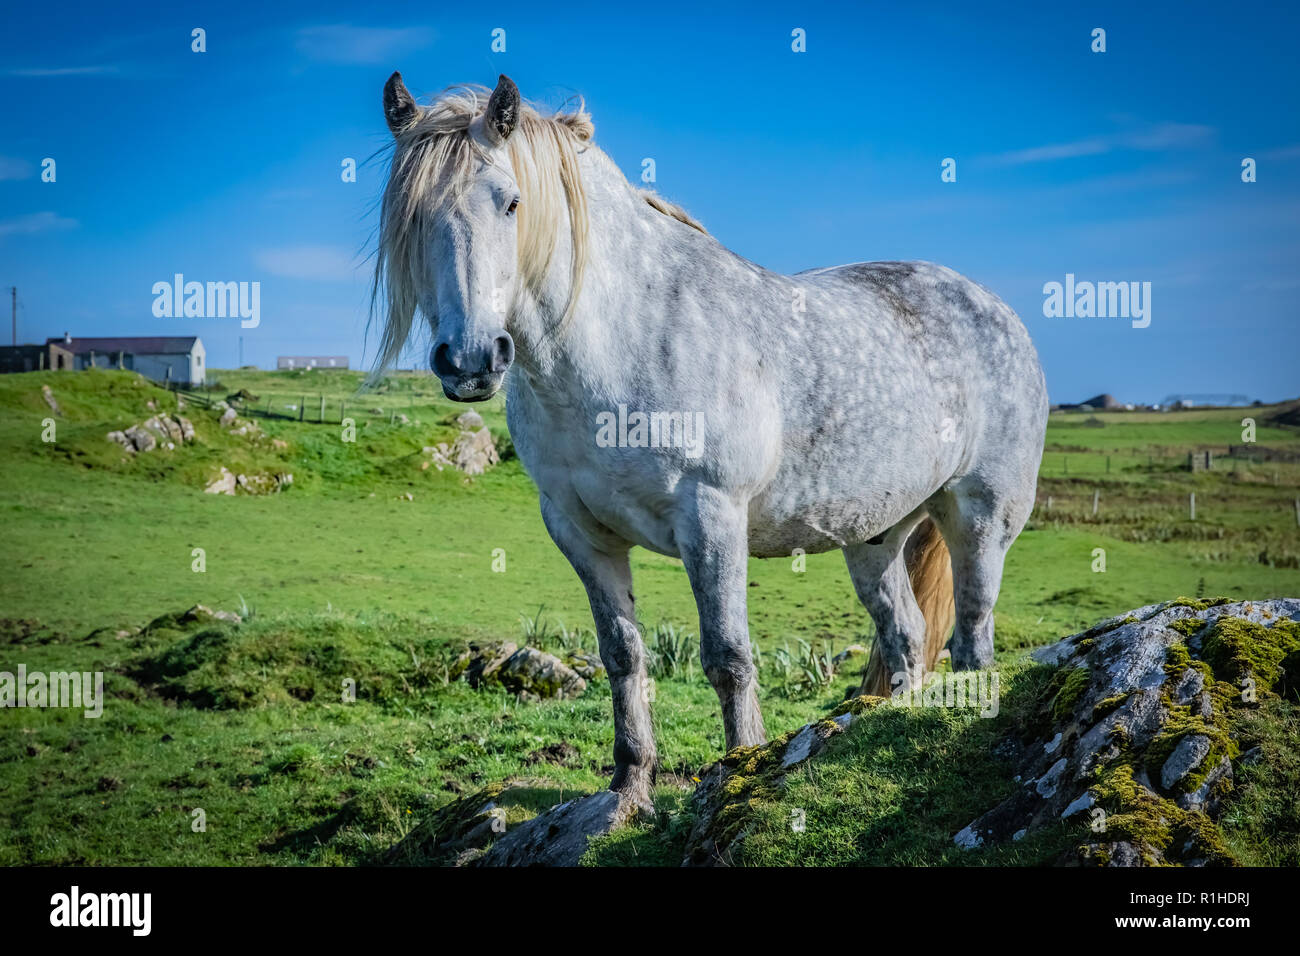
[585,662,1079,867]
[0,368,1297,865]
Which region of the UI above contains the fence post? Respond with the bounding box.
[1106,455,1110,474]
[1092,489,1099,516]
[299,396,305,422]
[1295,498,1299,528]
[319,394,325,423]
[340,399,345,424]
[1189,492,1196,521]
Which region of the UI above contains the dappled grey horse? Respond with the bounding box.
[373,74,1048,818]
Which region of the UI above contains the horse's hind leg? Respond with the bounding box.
[843,512,929,692]
[540,494,656,815]
[930,478,1033,671]
[675,483,766,750]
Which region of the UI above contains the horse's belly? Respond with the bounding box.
[746,433,950,556]
[746,491,908,557]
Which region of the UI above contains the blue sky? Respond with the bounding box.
[1,0,1296,403]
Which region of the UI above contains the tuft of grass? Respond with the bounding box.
[765,638,838,698]
[644,622,698,680]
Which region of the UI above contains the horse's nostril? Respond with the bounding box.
[432,342,459,378]
[491,333,515,373]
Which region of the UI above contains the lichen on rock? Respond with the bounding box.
[682,700,879,866]
[952,597,1300,866]
[450,640,587,700]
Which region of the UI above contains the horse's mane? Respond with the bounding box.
[638,189,706,234]
[371,84,704,372]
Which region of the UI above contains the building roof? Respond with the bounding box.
[45,336,200,355]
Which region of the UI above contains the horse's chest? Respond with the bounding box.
[509,407,685,554]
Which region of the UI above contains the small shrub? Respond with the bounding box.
[644,622,697,680]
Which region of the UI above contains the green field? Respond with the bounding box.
[1,368,1297,865]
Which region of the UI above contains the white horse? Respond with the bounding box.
[374,74,1048,818]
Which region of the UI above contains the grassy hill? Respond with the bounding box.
[0,368,1297,865]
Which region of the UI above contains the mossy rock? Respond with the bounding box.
[957,598,1300,866]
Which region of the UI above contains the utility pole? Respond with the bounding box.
[10,286,15,346]
[238,336,243,367]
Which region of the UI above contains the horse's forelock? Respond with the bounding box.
[370,86,593,375]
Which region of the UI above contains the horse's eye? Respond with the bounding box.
[507,198,519,214]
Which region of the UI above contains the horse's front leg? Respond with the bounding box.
[540,495,656,815]
[675,483,767,751]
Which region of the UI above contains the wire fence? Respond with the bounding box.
[1037,447,1300,478]
[167,382,427,427]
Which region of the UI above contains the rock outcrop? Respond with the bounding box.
[143,604,243,632]
[683,704,866,866]
[107,413,196,453]
[41,384,61,415]
[214,400,265,438]
[450,641,587,700]
[952,597,1299,866]
[203,466,293,495]
[479,791,630,866]
[422,415,499,476]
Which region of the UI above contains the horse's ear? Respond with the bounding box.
[484,74,521,145]
[383,71,418,135]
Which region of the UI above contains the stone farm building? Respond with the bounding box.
[277,355,349,370]
[39,334,206,385]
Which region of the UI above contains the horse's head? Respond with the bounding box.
[374,73,591,402]
[381,72,520,401]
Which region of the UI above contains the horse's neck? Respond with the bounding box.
[510,149,686,395]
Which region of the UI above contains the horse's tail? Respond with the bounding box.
[858,517,955,697]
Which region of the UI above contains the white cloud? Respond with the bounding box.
[1122,122,1214,151]
[990,138,1111,165]
[6,65,120,77]
[294,24,435,65]
[255,245,361,281]
[0,211,78,237]
[985,121,1215,167]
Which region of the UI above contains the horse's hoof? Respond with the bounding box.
[614,787,656,822]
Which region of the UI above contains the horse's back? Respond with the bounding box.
[793,258,1046,423]
[745,259,1046,556]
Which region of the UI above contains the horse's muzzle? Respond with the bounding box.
[440,375,503,402]
[431,334,513,402]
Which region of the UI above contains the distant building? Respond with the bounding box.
[0,344,55,374]
[35,333,206,385]
[1056,392,1123,412]
[277,355,349,370]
